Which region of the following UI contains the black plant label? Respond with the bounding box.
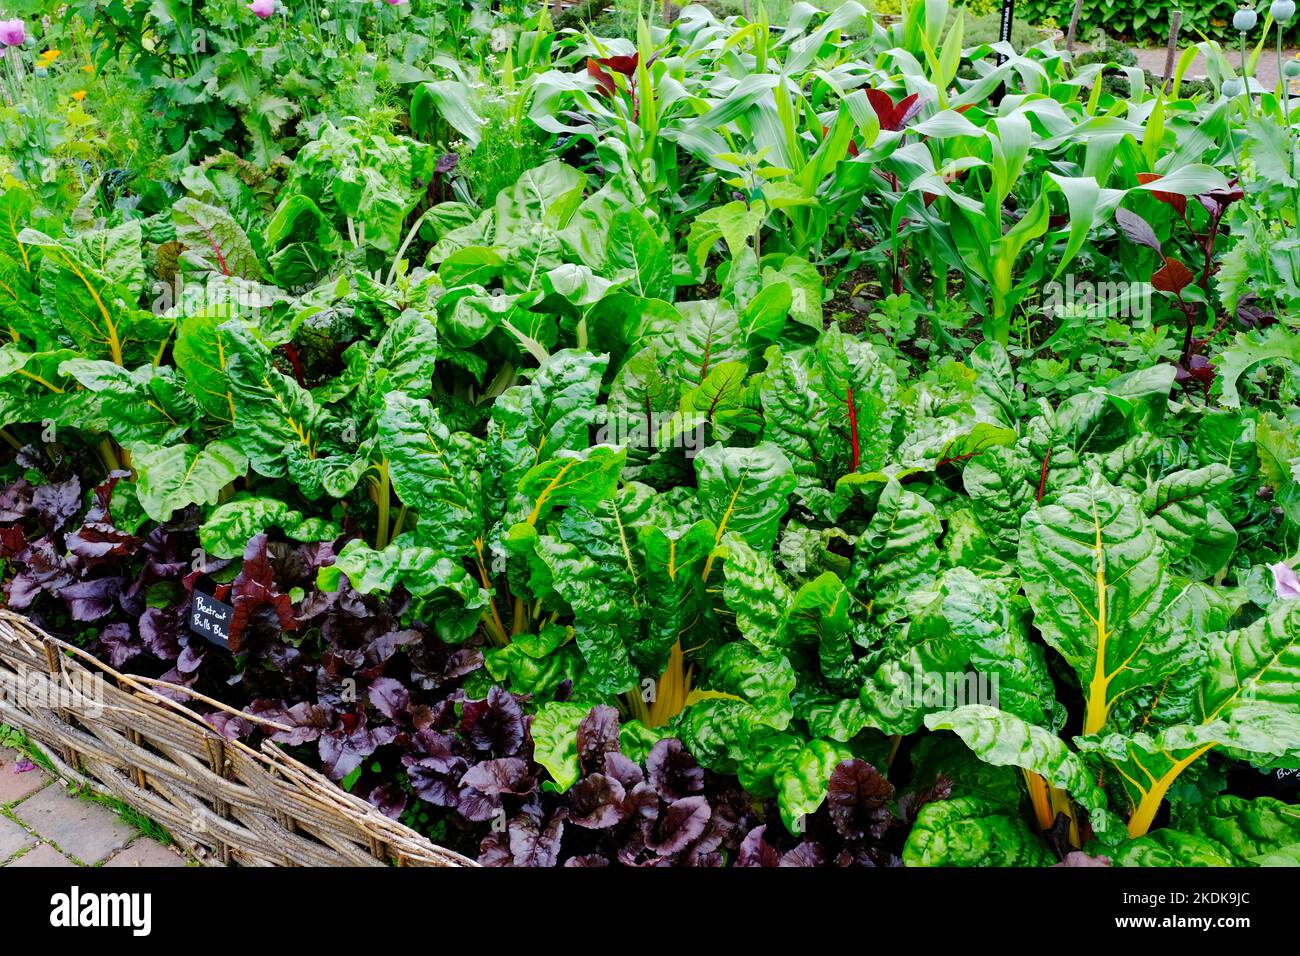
[997,0,1015,67]
[189,582,233,649]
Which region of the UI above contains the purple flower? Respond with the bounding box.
[248,0,275,18]
[1270,562,1300,600]
[0,18,26,47]
[383,0,407,5]
[14,758,35,773]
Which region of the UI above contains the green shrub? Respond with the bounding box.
[1073,30,1138,68]
[1020,0,1297,43]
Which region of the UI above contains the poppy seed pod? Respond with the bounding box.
[1272,0,1296,22]
[1285,58,1300,78]
[1222,77,1244,96]
[1233,6,1258,31]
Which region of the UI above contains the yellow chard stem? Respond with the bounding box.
[625,685,651,725]
[472,539,510,647]
[1024,769,1055,831]
[1023,770,1081,846]
[97,438,121,474]
[1126,745,1216,838]
[1084,511,1111,735]
[1049,785,1082,847]
[480,609,509,648]
[646,640,689,728]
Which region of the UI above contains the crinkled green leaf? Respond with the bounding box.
[963,444,1037,555]
[516,445,626,528]
[173,305,239,425]
[926,705,1120,838]
[774,739,855,833]
[132,440,247,523]
[1175,796,1300,866]
[485,623,583,701]
[787,571,858,688]
[1215,326,1300,410]
[223,319,325,478]
[1019,475,1182,732]
[694,441,795,556]
[57,359,189,446]
[700,640,795,731]
[488,349,608,533]
[22,228,173,366]
[904,796,1055,866]
[1110,829,1238,867]
[718,533,792,654]
[172,196,264,281]
[506,524,638,696]
[848,478,943,620]
[761,327,898,518]
[378,392,483,554]
[530,701,589,792]
[317,534,488,641]
[1142,464,1238,580]
[200,496,339,559]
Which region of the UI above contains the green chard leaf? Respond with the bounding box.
[903,796,1056,867]
[132,440,247,523]
[222,319,326,478]
[378,392,484,555]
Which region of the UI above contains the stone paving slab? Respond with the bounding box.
[8,843,75,867]
[0,747,50,805]
[13,783,138,864]
[0,743,191,867]
[104,839,188,868]
[0,813,37,862]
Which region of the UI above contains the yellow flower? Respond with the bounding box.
[71,90,86,101]
[81,63,95,74]
[37,48,60,64]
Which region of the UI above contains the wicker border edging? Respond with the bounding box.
[0,609,476,868]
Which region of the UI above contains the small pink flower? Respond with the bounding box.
[14,758,34,773]
[0,18,26,47]
[1270,562,1300,600]
[383,0,407,5]
[248,0,275,18]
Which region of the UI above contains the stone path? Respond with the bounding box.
[1131,45,1300,90]
[0,746,188,868]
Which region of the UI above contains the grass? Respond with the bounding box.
[0,723,55,775]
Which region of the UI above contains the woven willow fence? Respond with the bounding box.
[0,608,475,867]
